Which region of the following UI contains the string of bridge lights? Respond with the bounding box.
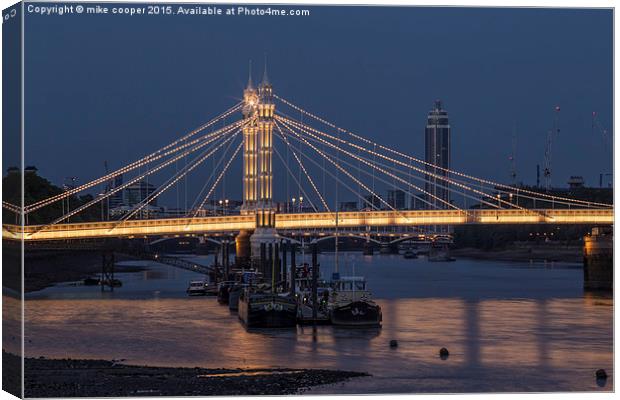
[274,123,329,212]
[28,122,243,235]
[274,95,612,209]
[192,137,245,219]
[272,143,319,213]
[18,103,243,214]
[276,113,599,216]
[274,126,386,214]
[8,89,612,231]
[274,120,412,223]
[116,132,242,226]
[276,115,538,216]
[277,118,463,212]
[188,131,247,217]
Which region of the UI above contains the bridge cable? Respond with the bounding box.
[188,131,242,216]
[278,116,494,212]
[274,123,329,212]
[277,119,412,221]
[23,117,244,214]
[277,115,545,217]
[272,140,319,213]
[118,132,240,224]
[278,118,461,212]
[274,124,380,212]
[28,124,240,235]
[192,137,245,219]
[274,95,611,209]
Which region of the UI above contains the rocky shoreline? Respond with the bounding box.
[3,352,368,397]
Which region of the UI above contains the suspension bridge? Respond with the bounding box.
[2,66,613,259]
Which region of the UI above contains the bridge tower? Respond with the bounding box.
[236,60,279,267]
[241,63,259,214]
[236,64,259,265]
[249,59,279,264]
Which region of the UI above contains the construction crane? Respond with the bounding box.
[543,106,560,192]
[592,111,611,150]
[592,112,612,189]
[508,123,517,185]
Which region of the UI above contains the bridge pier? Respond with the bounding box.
[235,230,252,267]
[379,243,398,254]
[362,241,374,255]
[250,226,279,265]
[583,227,613,291]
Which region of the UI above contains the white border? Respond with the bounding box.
[0,1,616,400]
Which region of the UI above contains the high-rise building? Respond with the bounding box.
[363,194,382,210]
[387,189,406,210]
[108,174,124,209]
[340,201,358,211]
[124,180,157,207]
[425,100,451,209]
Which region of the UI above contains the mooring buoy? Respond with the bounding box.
[439,347,449,359]
[596,369,607,379]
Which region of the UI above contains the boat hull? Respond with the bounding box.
[217,286,231,304]
[238,294,297,328]
[228,287,243,311]
[331,301,382,327]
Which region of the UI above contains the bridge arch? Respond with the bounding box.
[310,235,381,245]
[149,236,224,246]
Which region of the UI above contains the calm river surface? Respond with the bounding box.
[15,252,613,393]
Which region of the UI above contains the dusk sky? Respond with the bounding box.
[15,5,613,208]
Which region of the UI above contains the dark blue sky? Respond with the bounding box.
[21,5,613,207]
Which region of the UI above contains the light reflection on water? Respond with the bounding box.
[18,253,612,393]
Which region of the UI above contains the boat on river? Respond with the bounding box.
[294,263,331,324]
[328,275,382,327]
[228,283,249,311]
[217,281,236,304]
[186,280,207,296]
[238,286,297,328]
[228,271,261,311]
[403,249,418,259]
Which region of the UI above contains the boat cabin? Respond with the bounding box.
[333,276,367,291]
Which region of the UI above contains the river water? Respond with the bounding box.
[14,252,613,393]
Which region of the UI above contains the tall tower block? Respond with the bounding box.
[424,100,451,210]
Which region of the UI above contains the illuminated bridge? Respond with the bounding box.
[3,64,613,256]
[2,209,614,242]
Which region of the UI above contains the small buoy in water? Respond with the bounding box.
[389,340,398,348]
[596,369,607,379]
[439,347,449,359]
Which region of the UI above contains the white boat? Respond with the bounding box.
[186,280,207,296]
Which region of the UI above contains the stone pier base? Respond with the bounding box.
[583,227,613,291]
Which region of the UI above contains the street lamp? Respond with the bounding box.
[299,196,304,212]
[291,198,296,213]
[224,199,229,215]
[219,199,223,215]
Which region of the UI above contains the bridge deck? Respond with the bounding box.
[3,209,613,241]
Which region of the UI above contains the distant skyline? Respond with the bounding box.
[10,5,613,207]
